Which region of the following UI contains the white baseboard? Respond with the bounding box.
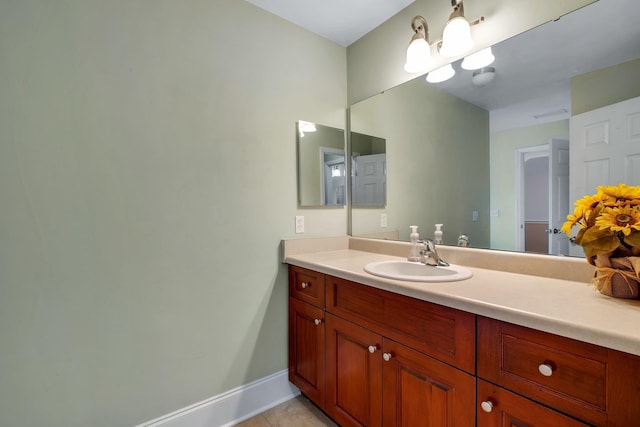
[137,369,300,427]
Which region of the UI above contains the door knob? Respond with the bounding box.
[538,363,554,377]
[301,282,310,289]
[368,345,378,353]
[314,319,322,326]
[480,400,494,413]
[383,352,392,361]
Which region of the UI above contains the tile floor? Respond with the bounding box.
[234,395,338,427]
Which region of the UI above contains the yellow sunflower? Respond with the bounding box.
[574,193,607,218]
[562,193,608,236]
[595,205,640,236]
[598,183,640,205]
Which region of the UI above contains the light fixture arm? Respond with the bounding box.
[450,0,464,17]
[410,15,430,43]
[447,0,483,25]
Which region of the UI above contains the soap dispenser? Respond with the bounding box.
[408,225,420,262]
[434,224,443,244]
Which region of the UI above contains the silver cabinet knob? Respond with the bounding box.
[480,400,494,413]
[538,363,554,377]
[368,345,378,353]
[383,352,392,361]
[301,282,310,289]
[314,319,322,326]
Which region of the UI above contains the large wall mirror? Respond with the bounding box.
[297,121,346,207]
[350,0,640,256]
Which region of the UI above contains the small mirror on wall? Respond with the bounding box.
[351,132,386,207]
[297,121,346,207]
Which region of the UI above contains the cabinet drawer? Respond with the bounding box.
[477,380,589,427]
[477,317,607,425]
[326,275,475,373]
[289,265,325,308]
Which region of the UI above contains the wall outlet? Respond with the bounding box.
[380,213,387,228]
[490,209,500,217]
[295,216,304,234]
[472,210,479,221]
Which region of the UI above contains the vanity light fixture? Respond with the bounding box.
[426,64,455,83]
[461,46,495,70]
[404,16,432,73]
[439,0,483,58]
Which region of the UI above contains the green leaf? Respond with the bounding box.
[580,227,620,256]
[623,231,640,247]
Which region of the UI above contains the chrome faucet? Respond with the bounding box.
[420,239,450,267]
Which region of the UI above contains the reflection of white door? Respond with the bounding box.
[569,96,640,256]
[352,154,386,205]
[548,138,570,255]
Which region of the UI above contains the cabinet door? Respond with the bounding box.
[288,297,325,408]
[382,338,475,427]
[326,313,383,427]
[477,380,589,427]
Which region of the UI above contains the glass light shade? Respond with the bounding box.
[439,17,473,57]
[461,47,495,70]
[426,64,455,83]
[403,38,431,73]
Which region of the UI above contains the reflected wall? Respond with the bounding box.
[351,76,490,246]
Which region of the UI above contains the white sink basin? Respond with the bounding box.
[364,260,472,282]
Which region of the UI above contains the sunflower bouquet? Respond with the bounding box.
[562,183,640,299]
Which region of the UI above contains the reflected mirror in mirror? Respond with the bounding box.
[349,0,640,257]
[351,132,387,207]
[297,121,346,207]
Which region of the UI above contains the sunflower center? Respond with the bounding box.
[615,213,633,225]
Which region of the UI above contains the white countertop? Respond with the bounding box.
[284,239,640,357]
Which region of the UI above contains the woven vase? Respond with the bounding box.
[589,252,640,299]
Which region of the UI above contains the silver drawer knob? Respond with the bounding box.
[301,282,310,289]
[383,352,392,361]
[480,400,494,413]
[314,319,322,326]
[538,363,554,377]
[368,345,378,353]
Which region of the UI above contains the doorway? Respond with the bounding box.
[515,139,570,255]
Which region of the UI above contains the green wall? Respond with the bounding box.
[0,1,345,426]
[571,58,640,115]
[0,0,604,426]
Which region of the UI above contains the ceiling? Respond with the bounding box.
[244,0,415,46]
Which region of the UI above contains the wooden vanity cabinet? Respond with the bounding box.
[324,275,476,426]
[289,265,640,426]
[477,316,640,426]
[288,266,326,409]
[325,275,476,374]
[325,312,475,427]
